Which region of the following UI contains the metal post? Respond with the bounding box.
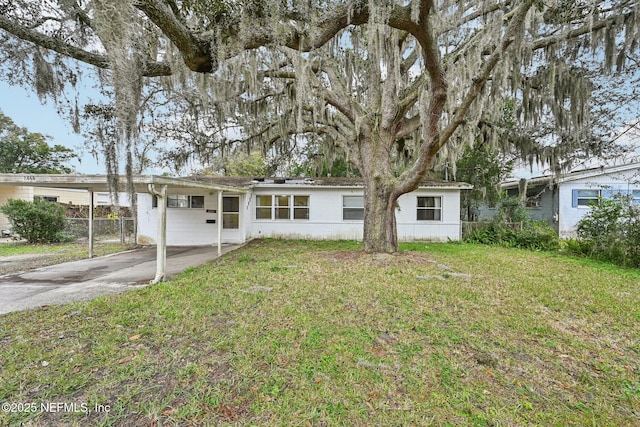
[88,190,94,258]
[217,190,223,256]
[148,184,167,284]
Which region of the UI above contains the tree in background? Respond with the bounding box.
[0,112,76,174]
[455,143,513,221]
[1,1,639,252]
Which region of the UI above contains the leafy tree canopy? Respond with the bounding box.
[0,112,76,174]
[1,0,639,252]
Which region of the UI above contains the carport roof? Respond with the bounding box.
[0,174,247,193]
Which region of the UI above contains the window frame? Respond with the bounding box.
[575,189,601,207]
[416,196,442,222]
[342,195,364,221]
[255,195,310,220]
[34,195,59,203]
[164,195,205,209]
[222,196,240,229]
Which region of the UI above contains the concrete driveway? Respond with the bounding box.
[0,245,240,314]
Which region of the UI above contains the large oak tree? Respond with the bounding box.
[1,0,638,252]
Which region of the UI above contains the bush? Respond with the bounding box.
[0,199,68,243]
[465,220,560,251]
[576,195,640,268]
[464,196,560,251]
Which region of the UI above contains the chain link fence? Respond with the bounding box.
[65,218,136,243]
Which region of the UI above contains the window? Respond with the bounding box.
[166,195,204,209]
[34,196,58,202]
[256,195,272,219]
[417,196,442,221]
[633,190,640,206]
[223,196,240,229]
[168,195,188,208]
[275,195,290,219]
[190,195,204,208]
[293,195,310,219]
[256,195,310,220]
[343,196,364,220]
[574,189,600,207]
[525,197,541,208]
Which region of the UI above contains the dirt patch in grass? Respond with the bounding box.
[322,249,436,266]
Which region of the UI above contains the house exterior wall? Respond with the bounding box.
[137,191,246,246]
[136,186,465,245]
[245,186,462,242]
[33,187,89,205]
[0,185,34,230]
[558,170,640,237]
[32,188,131,207]
[475,186,557,231]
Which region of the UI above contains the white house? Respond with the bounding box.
[491,163,640,237]
[137,177,472,246]
[1,173,471,281]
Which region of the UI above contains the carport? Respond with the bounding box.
[0,173,246,283]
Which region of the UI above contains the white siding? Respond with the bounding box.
[137,192,246,246]
[559,169,640,237]
[0,186,34,230]
[33,187,89,205]
[247,186,462,242]
[397,189,462,242]
[137,186,464,245]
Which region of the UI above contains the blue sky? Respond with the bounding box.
[0,81,103,174]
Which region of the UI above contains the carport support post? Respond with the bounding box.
[148,184,167,284]
[88,191,94,258]
[217,190,223,256]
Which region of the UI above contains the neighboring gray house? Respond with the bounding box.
[480,163,640,237]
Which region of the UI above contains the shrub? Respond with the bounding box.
[465,196,560,251]
[465,220,559,251]
[0,199,68,243]
[576,195,640,268]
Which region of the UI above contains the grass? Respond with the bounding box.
[0,239,639,426]
[0,241,138,275]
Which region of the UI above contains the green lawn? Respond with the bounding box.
[1,240,639,426]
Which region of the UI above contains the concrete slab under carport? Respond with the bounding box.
[0,244,241,314]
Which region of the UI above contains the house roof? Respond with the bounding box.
[501,162,640,189]
[0,174,247,193]
[0,173,471,193]
[187,176,473,190]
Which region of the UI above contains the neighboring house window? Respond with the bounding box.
[223,196,240,229]
[96,193,110,205]
[167,195,204,208]
[417,196,442,221]
[256,195,310,220]
[525,197,541,208]
[34,196,58,202]
[343,196,364,220]
[572,189,600,207]
[632,190,640,206]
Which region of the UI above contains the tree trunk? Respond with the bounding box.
[362,180,399,253]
